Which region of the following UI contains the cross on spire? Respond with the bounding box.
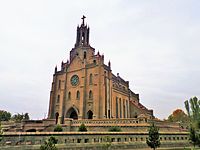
[81,15,86,25]
[74,16,90,48]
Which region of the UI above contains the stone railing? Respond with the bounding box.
[0,131,189,149]
[70,117,148,126]
[149,120,181,128]
[67,118,185,132]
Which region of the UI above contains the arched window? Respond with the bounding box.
[68,92,71,100]
[57,95,60,103]
[89,90,93,99]
[89,73,93,84]
[76,91,80,100]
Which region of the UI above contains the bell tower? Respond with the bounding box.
[75,15,90,48]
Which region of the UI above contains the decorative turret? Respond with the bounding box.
[75,15,90,48]
[61,61,65,71]
[54,66,57,74]
[108,60,111,68]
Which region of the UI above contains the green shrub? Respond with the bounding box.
[146,123,160,150]
[40,136,58,150]
[54,124,63,132]
[108,126,122,132]
[0,110,11,121]
[78,123,87,132]
[0,123,2,142]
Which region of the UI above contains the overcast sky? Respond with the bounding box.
[0,0,200,120]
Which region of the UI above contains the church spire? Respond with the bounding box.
[75,15,90,48]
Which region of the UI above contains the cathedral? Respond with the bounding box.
[48,16,153,124]
[1,17,188,149]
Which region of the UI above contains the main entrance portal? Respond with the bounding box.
[66,107,78,120]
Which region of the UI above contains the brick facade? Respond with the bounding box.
[48,16,153,124]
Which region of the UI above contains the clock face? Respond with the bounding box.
[71,75,79,86]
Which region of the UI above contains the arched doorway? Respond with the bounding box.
[134,112,138,118]
[87,110,93,119]
[66,107,78,120]
[55,112,59,124]
[70,111,78,119]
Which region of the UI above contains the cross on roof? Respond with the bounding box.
[81,15,86,25]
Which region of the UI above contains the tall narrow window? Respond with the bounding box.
[89,90,93,99]
[89,73,93,85]
[108,110,111,119]
[76,91,80,100]
[58,80,61,89]
[68,92,71,100]
[123,100,126,118]
[55,112,59,124]
[119,98,122,118]
[84,51,86,59]
[81,33,85,45]
[116,97,118,118]
[57,95,60,103]
[126,100,129,118]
